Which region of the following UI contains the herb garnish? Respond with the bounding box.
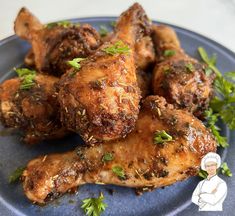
[102,41,130,55]
[102,153,113,162]
[46,20,74,29]
[99,25,109,37]
[204,109,228,148]
[198,47,235,131]
[185,63,195,72]
[15,68,36,90]
[163,49,176,57]
[9,166,25,183]
[112,166,126,180]
[153,130,173,145]
[110,21,116,28]
[67,57,85,76]
[81,193,107,216]
[221,162,232,177]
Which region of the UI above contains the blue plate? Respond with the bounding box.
[0,17,234,216]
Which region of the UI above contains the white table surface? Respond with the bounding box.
[0,0,235,52]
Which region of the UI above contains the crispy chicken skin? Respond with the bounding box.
[0,74,67,144]
[152,25,215,118]
[58,3,152,144]
[22,95,216,203]
[14,7,101,76]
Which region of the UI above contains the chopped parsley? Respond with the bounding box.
[102,41,130,55]
[163,49,176,57]
[153,130,173,145]
[185,63,195,72]
[112,166,126,180]
[102,153,113,162]
[67,58,86,76]
[9,166,25,183]
[46,20,74,29]
[99,25,109,37]
[81,193,107,216]
[15,68,36,90]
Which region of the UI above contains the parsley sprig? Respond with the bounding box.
[81,193,107,216]
[153,130,173,145]
[15,68,36,90]
[198,48,235,131]
[9,166,25,183]
[99,25,109,37]
[102,41,130,55]
[46,20,75,29]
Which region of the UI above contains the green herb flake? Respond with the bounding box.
[9,166,25,183]
[153,130,173,145]
[99,25,109,37]
[102,153,113,162]
[81,193,107,216]
[163,49,176,57]
[185,63,195,73]
[46,20,73,29]
[204,108,229,148]
[198,169,208,179]
[110,21,116,28]
[67,58,86,76]
[112,166,126,179]
[15,68,36,90]
[220,162,232,177]
[102,41,130,55]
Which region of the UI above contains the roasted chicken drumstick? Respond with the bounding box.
[58,3,152,144]
[152,25,215,117]
[0,72,67,144]
[14,7,101,76]
[22,95,216,203]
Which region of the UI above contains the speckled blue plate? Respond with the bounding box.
[0,17,234,216]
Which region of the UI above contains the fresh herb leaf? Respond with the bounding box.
[163,49,176,57]
[81,193,107,216]
[185,63,195,72]
[205,67,213,76]
[15,68,36,90]
[102,153,113,162]
[198,47,221,77]
[112,166,126,179]
[225,71,235,81]
[99,25,109,37]
[220,162,232,177]
[204,109,229,148]
[46,20,73,28]
[102,41,130,55]
[198,169,208,179]
[67,57,85,70]
[110,21,116,28]
[9,166,25,183]
[153,130,173,145]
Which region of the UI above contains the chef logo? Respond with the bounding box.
[192,152,227,211]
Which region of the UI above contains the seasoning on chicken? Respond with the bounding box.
[14,7,101,76]
[58,3,153,144]
[22,95,216,203]
[0,70,67,144]
[152,25,215,118]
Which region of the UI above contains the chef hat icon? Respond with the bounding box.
[201,152,221,171]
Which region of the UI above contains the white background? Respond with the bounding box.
[0,0,235,52]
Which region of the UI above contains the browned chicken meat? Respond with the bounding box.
[14,7,101,76]
[22,95,216,203]
[0,72,67,144]
[152,25,215,117]
[58,3,153,144]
